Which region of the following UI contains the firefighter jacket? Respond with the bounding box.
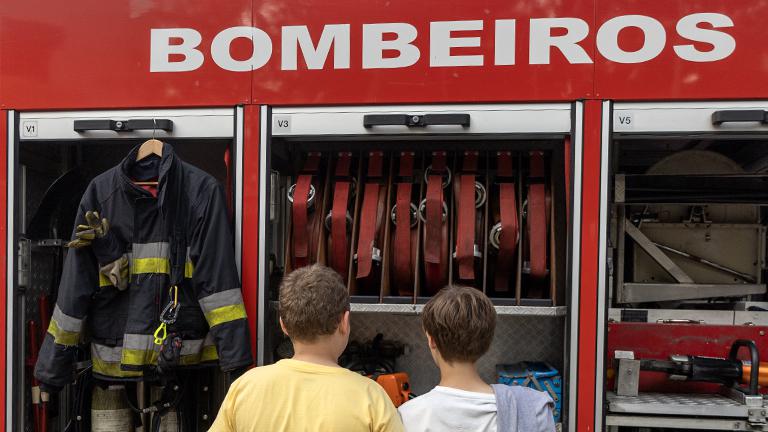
[35,142,252,388]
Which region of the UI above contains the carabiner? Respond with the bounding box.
[153,322,167,345]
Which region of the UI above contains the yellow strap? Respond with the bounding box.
[153,322,167,345]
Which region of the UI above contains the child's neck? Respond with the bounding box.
[438,360,494,394]
[291,339,342,368]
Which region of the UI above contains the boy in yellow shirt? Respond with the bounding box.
[209,264,404,432]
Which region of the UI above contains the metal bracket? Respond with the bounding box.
[615,358,641,397]
[624,221,694,284]
[17,239,30,289]
[747,408,767,426]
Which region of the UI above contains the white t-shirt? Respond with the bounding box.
[398,386,498,432]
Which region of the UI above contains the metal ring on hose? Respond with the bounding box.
[488,222,520,250]
[390,203,419,228]
[474,181,487,208]
[324,210,354,232]
[423,165,452,189]
[418,198,448,224]
[287,183,316,209]
[353,247,383,263]
[452,244,483,259]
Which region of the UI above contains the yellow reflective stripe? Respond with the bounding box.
[99,273,113,287]
[179,345,218,366]
[92,356,143,378]
[47,319,80,346]
[132,258,170,275]
[201,344,218,362]
[204,304,247,327]
[121,348,159,366]
[123,258,194,277]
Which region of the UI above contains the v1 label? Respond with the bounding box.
[614,112,634,130]
[21,120,38,137]
[273,115,292,133]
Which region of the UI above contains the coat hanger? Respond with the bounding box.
[135,119,162,186]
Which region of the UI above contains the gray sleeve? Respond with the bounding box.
[510,386,556,432]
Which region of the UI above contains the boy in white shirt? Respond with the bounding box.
[398,286,555,432]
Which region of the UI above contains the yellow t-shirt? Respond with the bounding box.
[209,359,405,432]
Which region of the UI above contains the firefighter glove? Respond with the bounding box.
[66,211,109,249]
[99,254,130,291]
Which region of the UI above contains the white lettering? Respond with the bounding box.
[430,20,484,67]
[674,13,735,62]
[362,23,420,69]
[150,29,204,72]
[529,18,592,65]
[597,15,666,63]
[281,24,350,70]
[494,20,516,65]
[211,26,272,72]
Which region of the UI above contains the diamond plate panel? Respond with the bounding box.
[349,313,566,395]
[607,392,747,418]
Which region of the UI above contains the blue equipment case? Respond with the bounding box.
[496,361,562,422]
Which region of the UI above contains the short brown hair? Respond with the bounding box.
[422,286,496,363]
[279,264,350,342]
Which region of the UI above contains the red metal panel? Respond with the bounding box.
[577,100,603,432]
[3,0,768,107]
[0,111,7,432]
[607,322,768,394]
[0,0,252,109]
[0,0,598,108]
[241,106,260,364]
[595,0,768,100]
[250,0,595,104]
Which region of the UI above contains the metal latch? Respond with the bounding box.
[363,113,470,128]
[748,407,767,425]
[74,118,174,132]
[18,239,30,289]
[712,110,768,125]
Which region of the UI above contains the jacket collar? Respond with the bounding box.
[119,141,180,209]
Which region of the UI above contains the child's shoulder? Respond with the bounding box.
[397,388,441,415]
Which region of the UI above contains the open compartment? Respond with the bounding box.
[10,109,240,432]
[604,102,768,432]
[261,104,575,427]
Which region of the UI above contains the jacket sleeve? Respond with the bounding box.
[191,182,253,371]
[34,198,100,390]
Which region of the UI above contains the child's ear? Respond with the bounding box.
[339,311,351,335]
[279,317,289,336]
[426,332,437,349]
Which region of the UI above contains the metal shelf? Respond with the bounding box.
[605,391,768,431]
[269,301,565,316]
[606,415,757,431]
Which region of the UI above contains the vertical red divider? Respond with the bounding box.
[577,100,603,432]
[241,106,260,364]
[0,110,8,429]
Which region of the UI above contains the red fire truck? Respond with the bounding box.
[2,0,768,431]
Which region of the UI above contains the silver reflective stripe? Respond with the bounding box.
[203,332,215,346]
[186,247,192,261]
[92,343,122,363]
[51,305,84,333]
[198,289,244,313]
[132,242,170,259]
[180,338,205,356]
[123,334,155,351]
